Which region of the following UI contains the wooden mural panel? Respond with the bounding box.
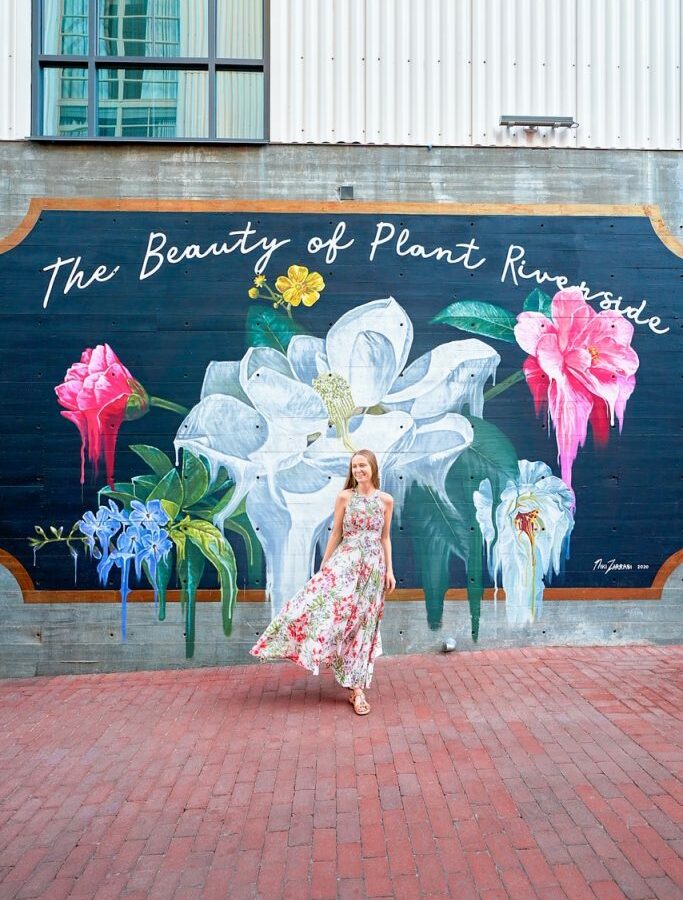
[0,200,681,656]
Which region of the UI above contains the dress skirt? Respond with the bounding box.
[250,490,386,688]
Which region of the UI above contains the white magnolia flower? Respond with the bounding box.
[176,297,499,613]
[473,460,574,626]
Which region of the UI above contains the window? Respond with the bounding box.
[33,0,267,142]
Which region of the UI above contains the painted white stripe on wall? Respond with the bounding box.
[0,0,32,140]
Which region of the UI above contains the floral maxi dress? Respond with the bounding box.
[250,490,386,688]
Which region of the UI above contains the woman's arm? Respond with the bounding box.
[380,494,396,593]
[321,490,350,567]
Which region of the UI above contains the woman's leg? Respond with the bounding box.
[349,686,370,715]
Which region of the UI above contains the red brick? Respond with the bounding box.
[336,842,362,879]
[603,854,653,899]
[647,875,683,899]
[362,855,393,897]
[386,839,416,876]
[591,881,628,899]
[465,850,499,892]
[518,847,560,888]
[336,812,361,844]
[313,828,336,862]
[456,819,486,853]
[337,877,366,900]
[553,862,595,900]
[360,823,385,858]
[485,832,519,871]
[284,844,310,883]
[0,648,681,900]
[310,860,337,899]
[390,873,422,899]
[501,865,535,897]
[287,814,313,847]
[619,837,665,878]
[407,819,436,855]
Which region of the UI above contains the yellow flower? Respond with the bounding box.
[248,287,259,299]
[254,275,266,286]
[275,265,325,308]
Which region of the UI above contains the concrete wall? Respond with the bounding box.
[2,564,681,679]
[0,141,681,678]
[1,144,683,236]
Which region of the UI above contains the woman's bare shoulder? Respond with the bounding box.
[378,490,394,505]
[337,488,354,502]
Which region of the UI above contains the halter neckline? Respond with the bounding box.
[354,488,378,500]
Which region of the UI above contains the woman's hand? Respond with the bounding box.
[385,570,396,593]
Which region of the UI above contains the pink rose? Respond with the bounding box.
[55,344,148,487]
[515,288,639,490]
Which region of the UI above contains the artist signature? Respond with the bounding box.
[593,558,650,573]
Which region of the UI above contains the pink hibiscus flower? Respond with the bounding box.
[514,288,639,490]
[55,344,148,487]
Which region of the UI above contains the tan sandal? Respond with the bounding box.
[349,689,370,716]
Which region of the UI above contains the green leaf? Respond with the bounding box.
[180,519,238,637]
[169,527,186,563]
[147,468,184,509]
[181,450,210,507]
[207,484,245,520]
[446,417,518,641]
[98,482,135,508]
[246,304,308,353]
[523,288,553,318]
[405,484,469,630]
[160,500,180,522]
[431,300,517,342]
[404,416,518,639]
[224,515,259,569]
[142,554,174,621]
[131,474,160,501]
[176,540,205,659]
[129,444,174,477]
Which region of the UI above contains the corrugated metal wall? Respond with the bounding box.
[0,0,32,141]
[270,0,683,149]
[2,0,681,148]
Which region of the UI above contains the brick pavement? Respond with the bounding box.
[0,645,681,899]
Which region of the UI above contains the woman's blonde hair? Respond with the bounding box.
[343,449,380,490]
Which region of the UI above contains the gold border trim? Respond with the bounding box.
[4,548,680,604]
[1,197,682,257]
[1,199,680,604]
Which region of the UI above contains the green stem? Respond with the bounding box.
[483,369,525,402]
[467,527,484,642]
[150,396,189,416]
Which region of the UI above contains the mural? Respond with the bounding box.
[1,201,680,660]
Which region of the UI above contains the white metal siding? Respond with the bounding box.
[576,0,682,149]
[471,0,577,148]
[0,0,32,140]
[1,1,681,148]
[269,0,367,143]
[270,0,471,145]
[270,0,682,149]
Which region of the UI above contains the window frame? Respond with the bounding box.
[31,0,270,144]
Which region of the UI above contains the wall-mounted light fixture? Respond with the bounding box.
[500,115,577,133]
[338,185,354,200]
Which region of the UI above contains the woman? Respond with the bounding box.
[250,449,395,715]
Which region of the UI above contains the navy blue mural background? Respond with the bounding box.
[0,207,680,593]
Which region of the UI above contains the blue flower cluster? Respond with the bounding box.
[77,500,173,638]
